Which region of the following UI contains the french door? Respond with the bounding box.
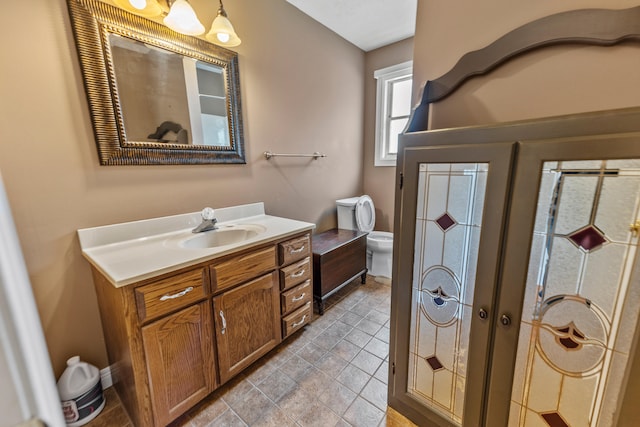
[390,133,640,426]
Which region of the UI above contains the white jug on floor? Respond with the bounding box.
[57,356,105,426]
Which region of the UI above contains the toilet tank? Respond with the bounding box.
[336,197,359,230]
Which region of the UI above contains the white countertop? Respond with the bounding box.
[77,203,315,287]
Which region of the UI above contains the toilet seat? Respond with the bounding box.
[355,195,375,232]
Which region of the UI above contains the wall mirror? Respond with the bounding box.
[67,0,245,165]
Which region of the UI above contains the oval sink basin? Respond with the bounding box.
[179,225,266,249]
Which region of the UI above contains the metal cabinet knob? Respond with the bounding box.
[500,314,512,326]
[478,308,488,320]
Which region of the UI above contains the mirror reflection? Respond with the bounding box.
[66,0,245,165]
[109,34,231,147]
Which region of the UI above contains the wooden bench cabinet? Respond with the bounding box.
[312,229,368,314]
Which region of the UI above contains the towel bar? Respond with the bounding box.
[264,151,326,160]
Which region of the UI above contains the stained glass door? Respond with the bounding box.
[390,142,515,426]
[488,135,640,427]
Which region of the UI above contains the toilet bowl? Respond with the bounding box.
[366,231,394,278]
[336,195,394,279]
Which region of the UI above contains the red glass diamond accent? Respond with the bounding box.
[541,412,569,427]
[568,225,607,251]
[425,356,444,371]
[435,213,456,231]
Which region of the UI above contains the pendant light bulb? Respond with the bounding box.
[129,0,146,9]
[164,0,205,36]
[206,1,241,47]
[113,0,163,17]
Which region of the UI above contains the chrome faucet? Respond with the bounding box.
[192,207,218,233]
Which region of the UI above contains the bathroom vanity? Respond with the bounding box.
[78,204,314,426]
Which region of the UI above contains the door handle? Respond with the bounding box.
[292,293,306,302]
[159,286,193,301]
[291,269,306,278]
[500,314,512,327]
[478,308,488,320]
[219,310,227,334]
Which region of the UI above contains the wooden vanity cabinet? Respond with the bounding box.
[90,231,312,427]
[91,265,215,427]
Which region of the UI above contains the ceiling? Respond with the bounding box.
[285,0,417,52]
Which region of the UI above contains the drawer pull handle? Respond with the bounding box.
[219,310,227,335]
[291,269,306,278]
[159,286,194,301]
[292,293,306,302]
[292,315,307,328]
[290,245,306,254]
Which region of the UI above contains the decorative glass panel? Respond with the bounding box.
[408,163,488,425]
[510,160,640,427]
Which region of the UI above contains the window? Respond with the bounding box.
[374,60,413,166]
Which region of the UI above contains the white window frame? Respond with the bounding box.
[374,60,413,167]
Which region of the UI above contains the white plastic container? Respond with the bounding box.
[57,356,105,426]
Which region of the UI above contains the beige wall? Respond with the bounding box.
[0,0,364,376]
[363,38,414,233]
[412,0,640,130]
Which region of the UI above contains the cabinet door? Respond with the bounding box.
[141,301,216,426]
[390,142,515,427]
[213,272,281,384]
[490,134,640,426]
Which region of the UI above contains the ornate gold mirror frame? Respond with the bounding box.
[67,0,245,165]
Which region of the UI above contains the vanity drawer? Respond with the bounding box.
[135,268,207,322]
[281,279,312,315]
[211,246,276,293]
[279,234,311,266]
[279,257,311,291]
[282,301,312,338]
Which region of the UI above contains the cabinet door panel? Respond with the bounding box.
[491,134,640,427]
[141,301,216,426]
[213,272,281,384]
[390,143,515,427]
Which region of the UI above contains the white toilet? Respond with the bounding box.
[336,195,394,279]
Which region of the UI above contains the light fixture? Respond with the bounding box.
[113,0,163,17]
[206,0,241,47]
[163,0,205,35]
[112,0,241,47]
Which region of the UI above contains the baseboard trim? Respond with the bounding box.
[100,366,112,389]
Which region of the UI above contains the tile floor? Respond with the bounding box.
[87,277,417,427]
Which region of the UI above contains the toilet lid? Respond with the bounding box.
[355,195,375,232]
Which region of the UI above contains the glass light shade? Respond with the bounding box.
[113,0,163,17]
[163,0,205,36]
[206,12,241,47]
